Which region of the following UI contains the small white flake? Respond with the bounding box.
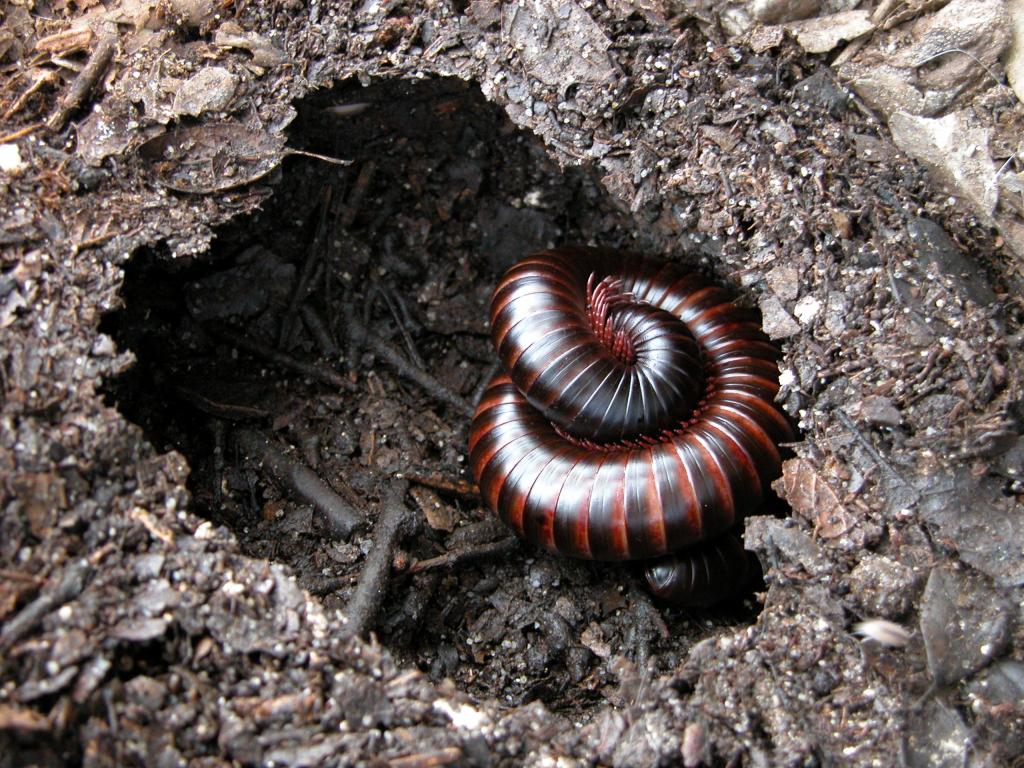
[854,619,910,647]
[793,295,822,324]
[433,698,489,731]
[0,144,26,173]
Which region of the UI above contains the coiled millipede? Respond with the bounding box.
[468,246,793,605]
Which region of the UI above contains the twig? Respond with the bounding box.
[234,428,361,539]
[342,480,413,639]
[471,361,500,409]
[350,315,473,417]
[212,326,356,392]
[370,280,426,369]
[3,71,61,122]
[340,160,377,228]
[0,122,44,144]
[388,747,464,768]
[280,187,332,349]
[914,47,1004,89]
[300,305,338,357]
[406,536,519,575]
[404,470,480,500]
[211,419,226,511]
[46,36,116,131]
[282,148,352,166]
[343,297,364,371]
[173,383,271,420]
[0,560,92,652]
[371,334,474,417]
[834,409,910,487]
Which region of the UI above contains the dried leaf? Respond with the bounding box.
[410,486,456,532]
[138,123,286,194]
[773,458,854,539]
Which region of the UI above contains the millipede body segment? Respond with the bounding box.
[468,246,793,605]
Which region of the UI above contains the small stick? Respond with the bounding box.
[349,319,472,417]
[0,122,44,144]
[306,575,348,596]
[0,561,92,652]
[300,305,338,357]
[371,335,474,417]
[835,409,911,487]
[471,361,500,409]
[173,383,271,420]
[342,480,413,639]
[213,326,356,392]
[388,747,464,768]
[340,160,377,228]
[234,428,361,539]
[3,71,61,122]
[371,280,426,369]
[46,36,116,131]
[211,419,226,511]
[404,471,480,500]
[280,187,332,348]
[406,536,519,575]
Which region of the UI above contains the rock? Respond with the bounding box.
[765,264,800,300]
[823,291,848,337]
[793,294,821,324]
[856,395,902,428]
[992,436,1024,480]
[919,566,1010,686]
[1007,0,1024,103]
[907,217,996,306]
[172,67,239,117]
[917,467,1024,588]
[760,118,797,146]
[787,10,874,54]
[110,616,170,643]
[892,0,1010,93]
[792,70,850,115]
[745,517,831,577]
[476,201,559,273]
[185,248,295,321]
[0,143,26,173]
[841,61,928,116]
[758,295,801,339]
[967,660,1024,760]
[751,0,820,24]
[904,698,972,768]
[846,554,916,617]
[890,112,998,223]
[502,0,619,91]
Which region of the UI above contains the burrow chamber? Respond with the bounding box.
[103,76,787,710]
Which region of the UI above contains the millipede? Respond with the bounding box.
[468,246,794,605]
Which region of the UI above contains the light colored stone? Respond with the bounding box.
[889,111,998,222]
[1006,0,1024,103]
[787,10,874,54]
[172,66,239,117]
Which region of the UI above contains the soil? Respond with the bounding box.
[2,2,1023,767]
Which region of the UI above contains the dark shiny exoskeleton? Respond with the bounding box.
[469,246,793,605]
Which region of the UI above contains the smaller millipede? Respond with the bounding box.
[468,246,793,605]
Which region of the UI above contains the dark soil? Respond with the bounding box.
[2,3,1023,767]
